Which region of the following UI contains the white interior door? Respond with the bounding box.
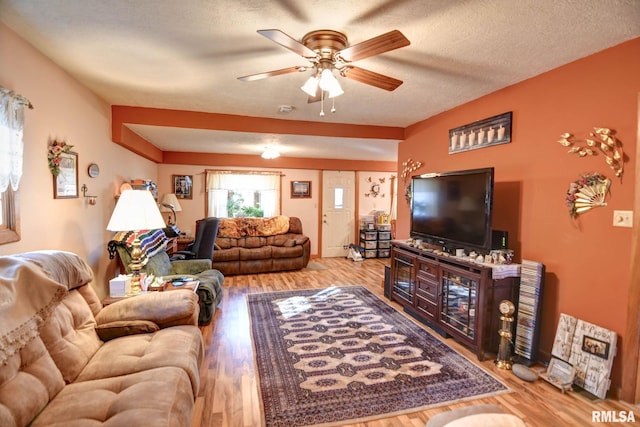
[321,171,355,257]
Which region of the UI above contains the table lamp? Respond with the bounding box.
[107,189,166,294]
[159,193,182,237]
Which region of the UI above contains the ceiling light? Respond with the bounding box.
[261,148,280,159]
[319,68,339,92]
[328,83,344,99]
[300,75,319,97]
[303,65,344,117]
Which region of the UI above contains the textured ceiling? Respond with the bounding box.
[1,0,639,161]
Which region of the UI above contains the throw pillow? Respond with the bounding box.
[96,320,160,341]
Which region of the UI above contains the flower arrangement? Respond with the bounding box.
[47,140,73,175]
[566,172,610,218]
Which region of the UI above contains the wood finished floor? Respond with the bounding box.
[192,257,638,427]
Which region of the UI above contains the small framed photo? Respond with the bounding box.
[53,151,79,199]
[173,175,193,199]
[539,356,576,393]
[291,181,311,198]
[582,335,610,359]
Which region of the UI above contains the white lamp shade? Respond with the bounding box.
[107,190,166,231]
[328,83,344,99]
[319,69,337,90]
[159,193,183,212]
[300,76,319,97]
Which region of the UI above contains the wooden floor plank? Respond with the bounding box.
[194,257,638,426]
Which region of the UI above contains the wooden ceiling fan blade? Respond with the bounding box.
[238,66,307,82]
[338,30,410,62]
[341,66,403,91]
[307,92,323,103]
[257,29,318,59]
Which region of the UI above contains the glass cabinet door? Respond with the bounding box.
[440,268,478,339]
[392,251,414,305]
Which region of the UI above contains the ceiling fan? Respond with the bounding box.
[238,29,410,111]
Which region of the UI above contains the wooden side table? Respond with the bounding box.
[164,279,199,293]
[176,236,195,252]
[165,237,178,256]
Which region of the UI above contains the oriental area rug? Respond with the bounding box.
[247,285,510,427]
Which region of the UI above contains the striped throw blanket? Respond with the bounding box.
[108,229,168,264]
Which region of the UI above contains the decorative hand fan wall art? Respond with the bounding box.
[238,29,410,115]
[566,173,611,218]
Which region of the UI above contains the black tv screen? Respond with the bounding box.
[410,167,494,250]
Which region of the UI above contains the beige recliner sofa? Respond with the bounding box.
[0,250,203,427]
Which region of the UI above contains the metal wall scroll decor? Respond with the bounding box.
[557,127,624,180]
[400,158,423,183]
[400,158,423,205]
[449,111,512,154]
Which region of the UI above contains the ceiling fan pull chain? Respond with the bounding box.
[320,89,325,116]
[331,97,336,114]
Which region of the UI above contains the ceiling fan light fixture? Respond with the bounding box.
[240,28,409,115]
[301,76,319,97]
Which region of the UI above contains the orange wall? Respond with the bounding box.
[398,38,639,391]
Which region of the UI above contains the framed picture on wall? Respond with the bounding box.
[173,175,193,199]
[291,181,311,198]
[53,151,78,199]
[448,111,512,154]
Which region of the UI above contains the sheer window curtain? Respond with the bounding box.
[206,171,281,217]
[0,88,30,192]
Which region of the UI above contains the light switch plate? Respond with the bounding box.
[613,210,633,228]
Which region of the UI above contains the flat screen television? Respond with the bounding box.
[410,167,494,251]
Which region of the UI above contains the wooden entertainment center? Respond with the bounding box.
[388,240,520,361]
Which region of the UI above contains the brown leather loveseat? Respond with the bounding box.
[212,215,310,275]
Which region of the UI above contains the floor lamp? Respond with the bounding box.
[107,189,166,294]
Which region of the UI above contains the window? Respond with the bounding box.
[0,188,19,244]
[205,170,281,218]
[0,88,27,245]
[334,188,344,209]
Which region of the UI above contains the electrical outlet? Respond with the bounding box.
[613,210,633,228]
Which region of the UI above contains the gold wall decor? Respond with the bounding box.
[558,128,624,180]
[400,158,423,183]
[401,158,422,205]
